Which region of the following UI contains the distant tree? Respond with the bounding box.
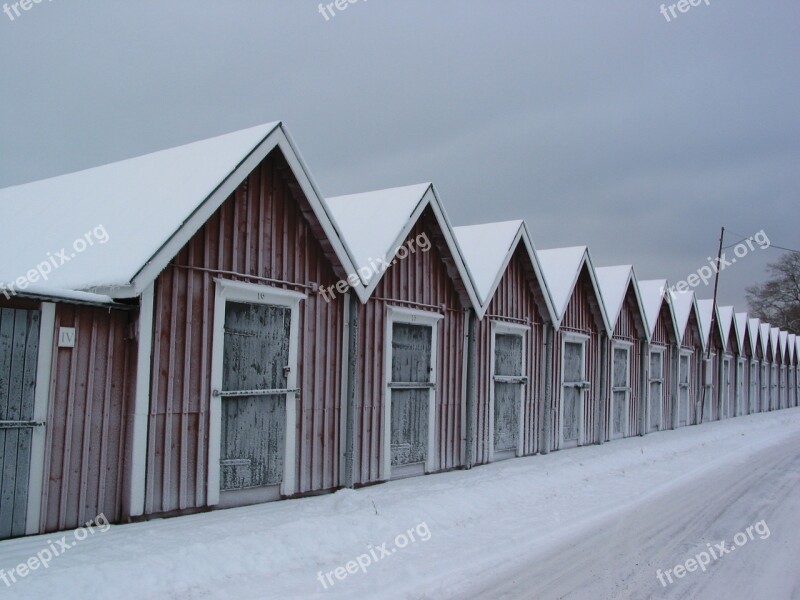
[746,253,800,332]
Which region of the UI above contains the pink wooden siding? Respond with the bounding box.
[145,149,346,515]
[352,210,470,485]
[42,303,135,532]
[473,245,546,464]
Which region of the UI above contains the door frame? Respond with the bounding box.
[488,320,529,461]
[648,347,665,432]
[610,340,632,440]
[559,333,589,449]
[207,279,305,505]
[382,306,442,480]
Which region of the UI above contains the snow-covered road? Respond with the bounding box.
[468,435,800,599]
[1,409,799,599]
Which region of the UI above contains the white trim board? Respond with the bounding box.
[25,302,55,535]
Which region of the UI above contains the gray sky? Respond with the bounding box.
[1,0,798,309]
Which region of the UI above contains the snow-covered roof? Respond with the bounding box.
[671,290,702,349]
[749,318,762,356]
[717,306,738,353]
[760,324,773,359]
[771,327,780,361]
[453,220,556,322]
[637,280,670,340]
[0,122,358,300]
[325,183,480,308]
[735,312,752,356]
[779,330,788,360]
[696,299,721,349]
[537,246,611,333]
[594,265,648,337]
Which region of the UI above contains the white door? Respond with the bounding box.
[678,353,690,427]
[561,340,587,448]
[649,350,664,432]
[611,345,630,439]
[491,332,526,459]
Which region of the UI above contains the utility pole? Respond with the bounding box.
[699,227,725,423]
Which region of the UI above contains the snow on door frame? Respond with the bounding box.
[382,306,442,480]
[488,320,529,462]
[559,333,589,449]
[208,279,305,505]
[611,341,632,440]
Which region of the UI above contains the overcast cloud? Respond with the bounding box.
[1,0,798,308]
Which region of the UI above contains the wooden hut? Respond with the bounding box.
[325,184,480,482]
[537,247,611,450]
[595,266,649,440]
[0,122,363,536]
[770,327,781,410]
[696,299,725,422]
[778,331,789,409]
[735,312,754,415]
[716,306,740,419]
[670,291,705,427]
[453,221,557,464]
[638,280,681,433]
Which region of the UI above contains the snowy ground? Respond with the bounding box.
[2,409,799,600]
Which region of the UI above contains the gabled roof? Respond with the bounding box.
[760,323,773,359]
[537,246,611,334]
[735,312,753,356]
[326,183,480,308]
[779,330,789,360]
[697,299,723,349]
[671,290,703,351]
[595,265,649,339]
[0,122,358,300]
[453,220,556,322]
[717,306,739,354]
[637,279,680,342]
[749,318,762,357]
[771,327,781,361]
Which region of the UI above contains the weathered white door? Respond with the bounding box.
[678,353,690,427]
[749,362,757,413]
[492,333,525,457]
[219,302,291,491]
[389,323,434,470]
[611,346,630,439]
[649,351,663,432]
[761,363,769,412]
[0,308,40,540]
[561,341,586,448]
[722,358,731,419]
